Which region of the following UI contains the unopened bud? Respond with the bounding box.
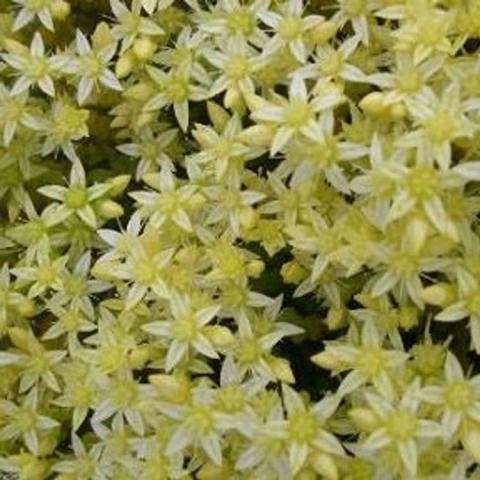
[16,299,35,318]
[326,307,346,330]
[420,283,456,307]
[204,326,235,347]
[8,327,31,351]
[281,260,308,284]
[237,125,274,147]
[116,51,136,79]
[359,92,385,117]
[149,374,190,403]
[405,215,429,253]
[246,260,264,278]
[187,193,206,210]
[50,0,70,20]
[133,37,156,61]
[128,347,150,369]
[269,356,295,383]
[108,175,131,197]
[310,21,337,44]
[311,350,340,370]
[311,453,338,480]
[207,101,230,131]
[462,427,480,462]
[95,199,124,219]
[239,207,259,230]
[348,408,379,432]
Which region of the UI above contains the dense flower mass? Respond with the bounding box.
[2,0,480,478]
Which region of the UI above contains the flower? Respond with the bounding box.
[142,292,222,371]
[360,380,442,476]
[38,158,112,229]
[1,32,65,97]
[62,30,122,105]
[258,0,324,63]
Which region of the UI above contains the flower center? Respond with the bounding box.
[444,381,472,411]
[386,411,417,441]
[279,16,304,40]
[284,101,313,129]
[288,411,318,443]
[65,187,89,209]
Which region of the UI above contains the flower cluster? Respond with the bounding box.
[1,0,480,478]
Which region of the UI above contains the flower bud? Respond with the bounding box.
[311,453,338,480]
[462,426,480,462]
[237,125,274,147]
[91,260,118,282]
[405,215,429,253]
[311,350,341,370]
[187,193,206,210]
[239,206,258,230]
[281,260,308,284]
[310,21,337,44]
[50,0,70,20]
[133,37,156,61]
[197,462,234,480]
[128,347,150,369]
[348,408,379,432]
[207,101,230,131]
[359,92,385,117]
[8,327,31,351]
[420,283,456,307]
[246,259,264,278]
[269,356,295,383]
[116,51,136,79]
[149,374,190,403]
[96,199,124,219]
[326,307,346,330]
[204,326,235,347]
[16,298,35,318]
[108,175,131,197]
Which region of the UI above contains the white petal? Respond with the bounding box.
[166,340,188,371]
[398,439,417,476]
[201,433,223,465]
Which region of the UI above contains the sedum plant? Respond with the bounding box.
[2,0,480,478]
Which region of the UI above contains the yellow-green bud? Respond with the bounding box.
[310,21,337,45]
[207,101,230,131]
[281,260,308,284]
[91,260,118,282]
[238,125,274,147]
[128,347,150,369]
[420,283,456,307]
[246,259,264,278]
[133,37,156,61]
[108,175,131,197]
[149,374,190,403]
[50,0,70,20]
[311,350,340,370]
[16,298,35,318]
[311,453,338,480]
[116,51,136,79]
[95,199,124,219]
[326,307,346,330]
[204,326,235,347]
[239,206,259,230]
[8,327,31,351]
[187,193,206,210]
[405,215,429,254]
[348,408,379,432]
[462,425,480,462]
[197,462,234,480]
[269,356,295,383]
